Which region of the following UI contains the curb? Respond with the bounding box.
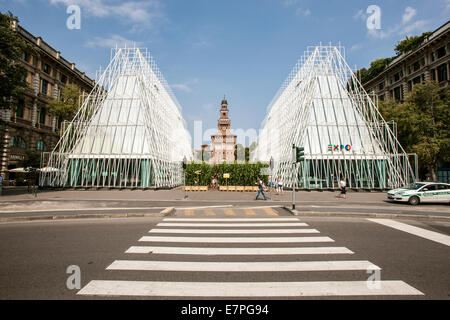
[0,211,168,223]
[282,206,450,222]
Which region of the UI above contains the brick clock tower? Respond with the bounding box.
[210,97,237,164]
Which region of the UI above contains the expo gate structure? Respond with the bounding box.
[253,45,417,190]
[40,47,192,188]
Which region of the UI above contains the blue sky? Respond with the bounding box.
[1,0,449,148]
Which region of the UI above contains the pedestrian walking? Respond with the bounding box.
[0,174,3,196]
[338,176,347,199]
[255,176,267,200]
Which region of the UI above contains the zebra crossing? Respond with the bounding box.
[78,215,424,298]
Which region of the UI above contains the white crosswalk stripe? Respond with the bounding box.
[78,216,424,298]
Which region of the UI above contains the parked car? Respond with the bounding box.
[387,182,450,205]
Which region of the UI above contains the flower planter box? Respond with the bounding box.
[185,186,191,191]
[199,186,208,191]
[219,186,228,191]
[236,186,244,192]
[228,186,236,192]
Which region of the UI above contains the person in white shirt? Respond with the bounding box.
[339,177,347,199]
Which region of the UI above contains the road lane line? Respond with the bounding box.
[157,223,308,227]
[78,280,423,297]
[106,260,379,272]
[125,246,354,255]
[139,236,334,243]
[368,219,450,247]
[148,228,320,234]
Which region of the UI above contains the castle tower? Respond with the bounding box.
[210,98,237,164]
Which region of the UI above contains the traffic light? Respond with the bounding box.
[294,146,305,163]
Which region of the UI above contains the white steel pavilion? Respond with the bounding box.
[253,45,417,190]
[40,47,192,188]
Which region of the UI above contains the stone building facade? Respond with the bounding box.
[0,20,95,183]
[210,98,237,164]
[363,21,449,102]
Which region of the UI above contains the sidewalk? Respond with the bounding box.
[0,187,449,223]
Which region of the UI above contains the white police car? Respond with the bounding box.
[387,182,450,205]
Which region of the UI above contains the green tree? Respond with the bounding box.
[394,32,432,55]
[379,81,450,180]
[48,83,83,121]
[0,12,33,111]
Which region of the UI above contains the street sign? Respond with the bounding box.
[223,173,230,179]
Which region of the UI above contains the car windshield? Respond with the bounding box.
[406,183,425,190]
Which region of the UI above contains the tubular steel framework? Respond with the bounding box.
[253,45,417,190]
[40,47,192,188]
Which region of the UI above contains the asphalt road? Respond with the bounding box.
[0,207,449,300]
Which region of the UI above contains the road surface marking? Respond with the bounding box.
[78,280,423,297]
[106,260,379,272]
[184,209,194,216]
[244,209,256,216]
[368,219,450,247]
[264,208,278,216]
[157,223,308,227]
[125,246,354,255]
[148,228,320,234]
[224,209,236,216]
[139,236,334,243]
[164,218,299,222]
[204,209,216,216]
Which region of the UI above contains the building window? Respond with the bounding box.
[437,63,448,82]
[39,107,46,124]
[431,52,435,62]
[10,136,27,149]
[394,73,400,82]
[21,52,29,63]
[394,86,402,102]
[36,141,47,151]
[408,81,412,92]
[437,46,446,59]
[43,63,51,75]
[413,61,420,72]
[60,74,67,84]
[16,98,25,118]
[413,76,421,84]
[378,82,384,90]
[431,69,436,81]
[379,94,385,102]
[41,79,49,95]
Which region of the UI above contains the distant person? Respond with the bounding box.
[256,176,267,200]
[338,177,347,199]
[277,177,283,195]
[0,174,3,196]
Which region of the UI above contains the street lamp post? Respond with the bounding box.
[183,156,187,199]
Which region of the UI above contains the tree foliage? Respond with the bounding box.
[48,83,82,121]
[394,32,432,55]
[378,81,450,180]
[0,12,34,110]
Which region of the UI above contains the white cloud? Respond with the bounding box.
[353,9,366,21]
[402,7,417,24]
[84,34,143,48]
[171,78,199,93]
[367,6,429,40]
[350,43,364,52]
[49,0,162,31]
[296,8,311,17]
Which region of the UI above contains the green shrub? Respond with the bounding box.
[185,162,269,186]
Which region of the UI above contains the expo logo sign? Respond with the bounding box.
[328,144,352,152]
